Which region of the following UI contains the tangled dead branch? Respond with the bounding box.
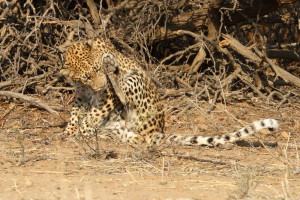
[0,0,299,114]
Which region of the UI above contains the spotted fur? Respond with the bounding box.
[60,38,279,147]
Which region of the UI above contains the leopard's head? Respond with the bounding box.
[60,38,109,91]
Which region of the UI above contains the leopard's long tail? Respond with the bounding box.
[102,119,278,147]
[154,118,279,146]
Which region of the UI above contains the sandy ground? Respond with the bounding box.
[0,98,299,200]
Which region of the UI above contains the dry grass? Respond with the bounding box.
[0,98,299,200]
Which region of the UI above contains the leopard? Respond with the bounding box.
[59,37,279,147]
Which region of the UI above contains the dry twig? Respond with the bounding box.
[0,91,58,114]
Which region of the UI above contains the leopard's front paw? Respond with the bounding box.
[102,53,118,74]
[79,127,96,138]
[60,124,79,139]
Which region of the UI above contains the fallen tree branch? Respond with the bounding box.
[222,34,300,88]
[0,80,14,89]
[0,91,58,115]
[170,30,278,99]
[85,0,100,28]
[255,48,300,88]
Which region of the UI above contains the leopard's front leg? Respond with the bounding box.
[79,87,119,137]
[63,86,92,137]
[64,105,84,136]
